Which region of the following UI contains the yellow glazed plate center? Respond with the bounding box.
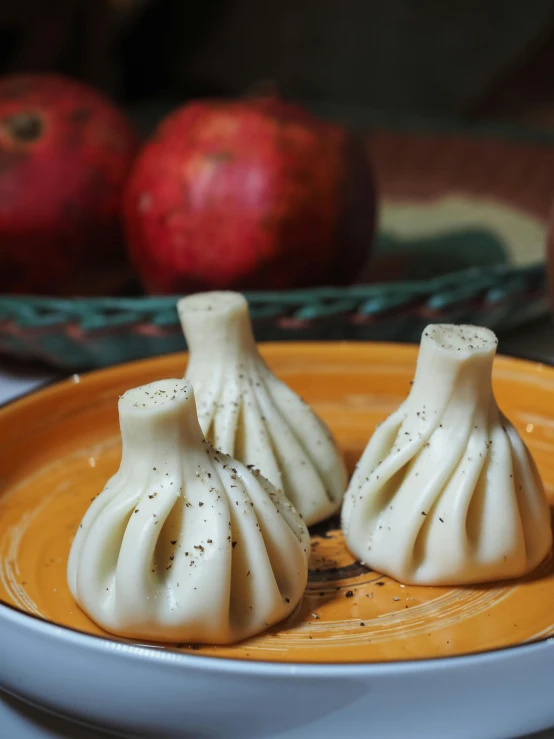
[1,343,554,663]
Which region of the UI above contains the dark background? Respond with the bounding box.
[4,0,554,130]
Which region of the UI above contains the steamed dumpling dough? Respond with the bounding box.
[67,379,309,644]
[178,291,347,526]
[342,324,552,586]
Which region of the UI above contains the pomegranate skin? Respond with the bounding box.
[123,98,375,293]
[0,74,139,295]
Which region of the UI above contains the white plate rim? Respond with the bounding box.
[2,599,554,677]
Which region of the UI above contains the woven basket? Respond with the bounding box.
[0,261,546,370]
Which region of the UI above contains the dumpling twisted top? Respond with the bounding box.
[67,379,309,644]
[342,324,552,585]
[178,291,347,526]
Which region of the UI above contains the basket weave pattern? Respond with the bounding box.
[0,263,546,370]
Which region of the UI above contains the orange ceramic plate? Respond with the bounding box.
[1,343,553,665]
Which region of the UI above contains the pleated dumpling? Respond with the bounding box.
[67,379,309,644]
[342,324,552,586]
[178,291,347,526]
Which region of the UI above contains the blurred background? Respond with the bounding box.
[4,0,554,124]
[2,0,554,369]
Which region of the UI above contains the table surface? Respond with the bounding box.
[2,320,554,739]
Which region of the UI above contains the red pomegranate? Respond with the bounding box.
[123,97,375,293]
[0,74,138,295]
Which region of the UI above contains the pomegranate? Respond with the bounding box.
[123,97,375,293]
[0,74,138,295]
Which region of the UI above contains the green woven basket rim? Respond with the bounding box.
[0,261,545,332]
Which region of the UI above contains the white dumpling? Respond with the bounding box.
[67,379,309,644]
[177,291,347,526]
[342,324,552,586]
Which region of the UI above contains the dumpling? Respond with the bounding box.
[177,291,347,526]
[67,379,309,644]
[341,324,552,586]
